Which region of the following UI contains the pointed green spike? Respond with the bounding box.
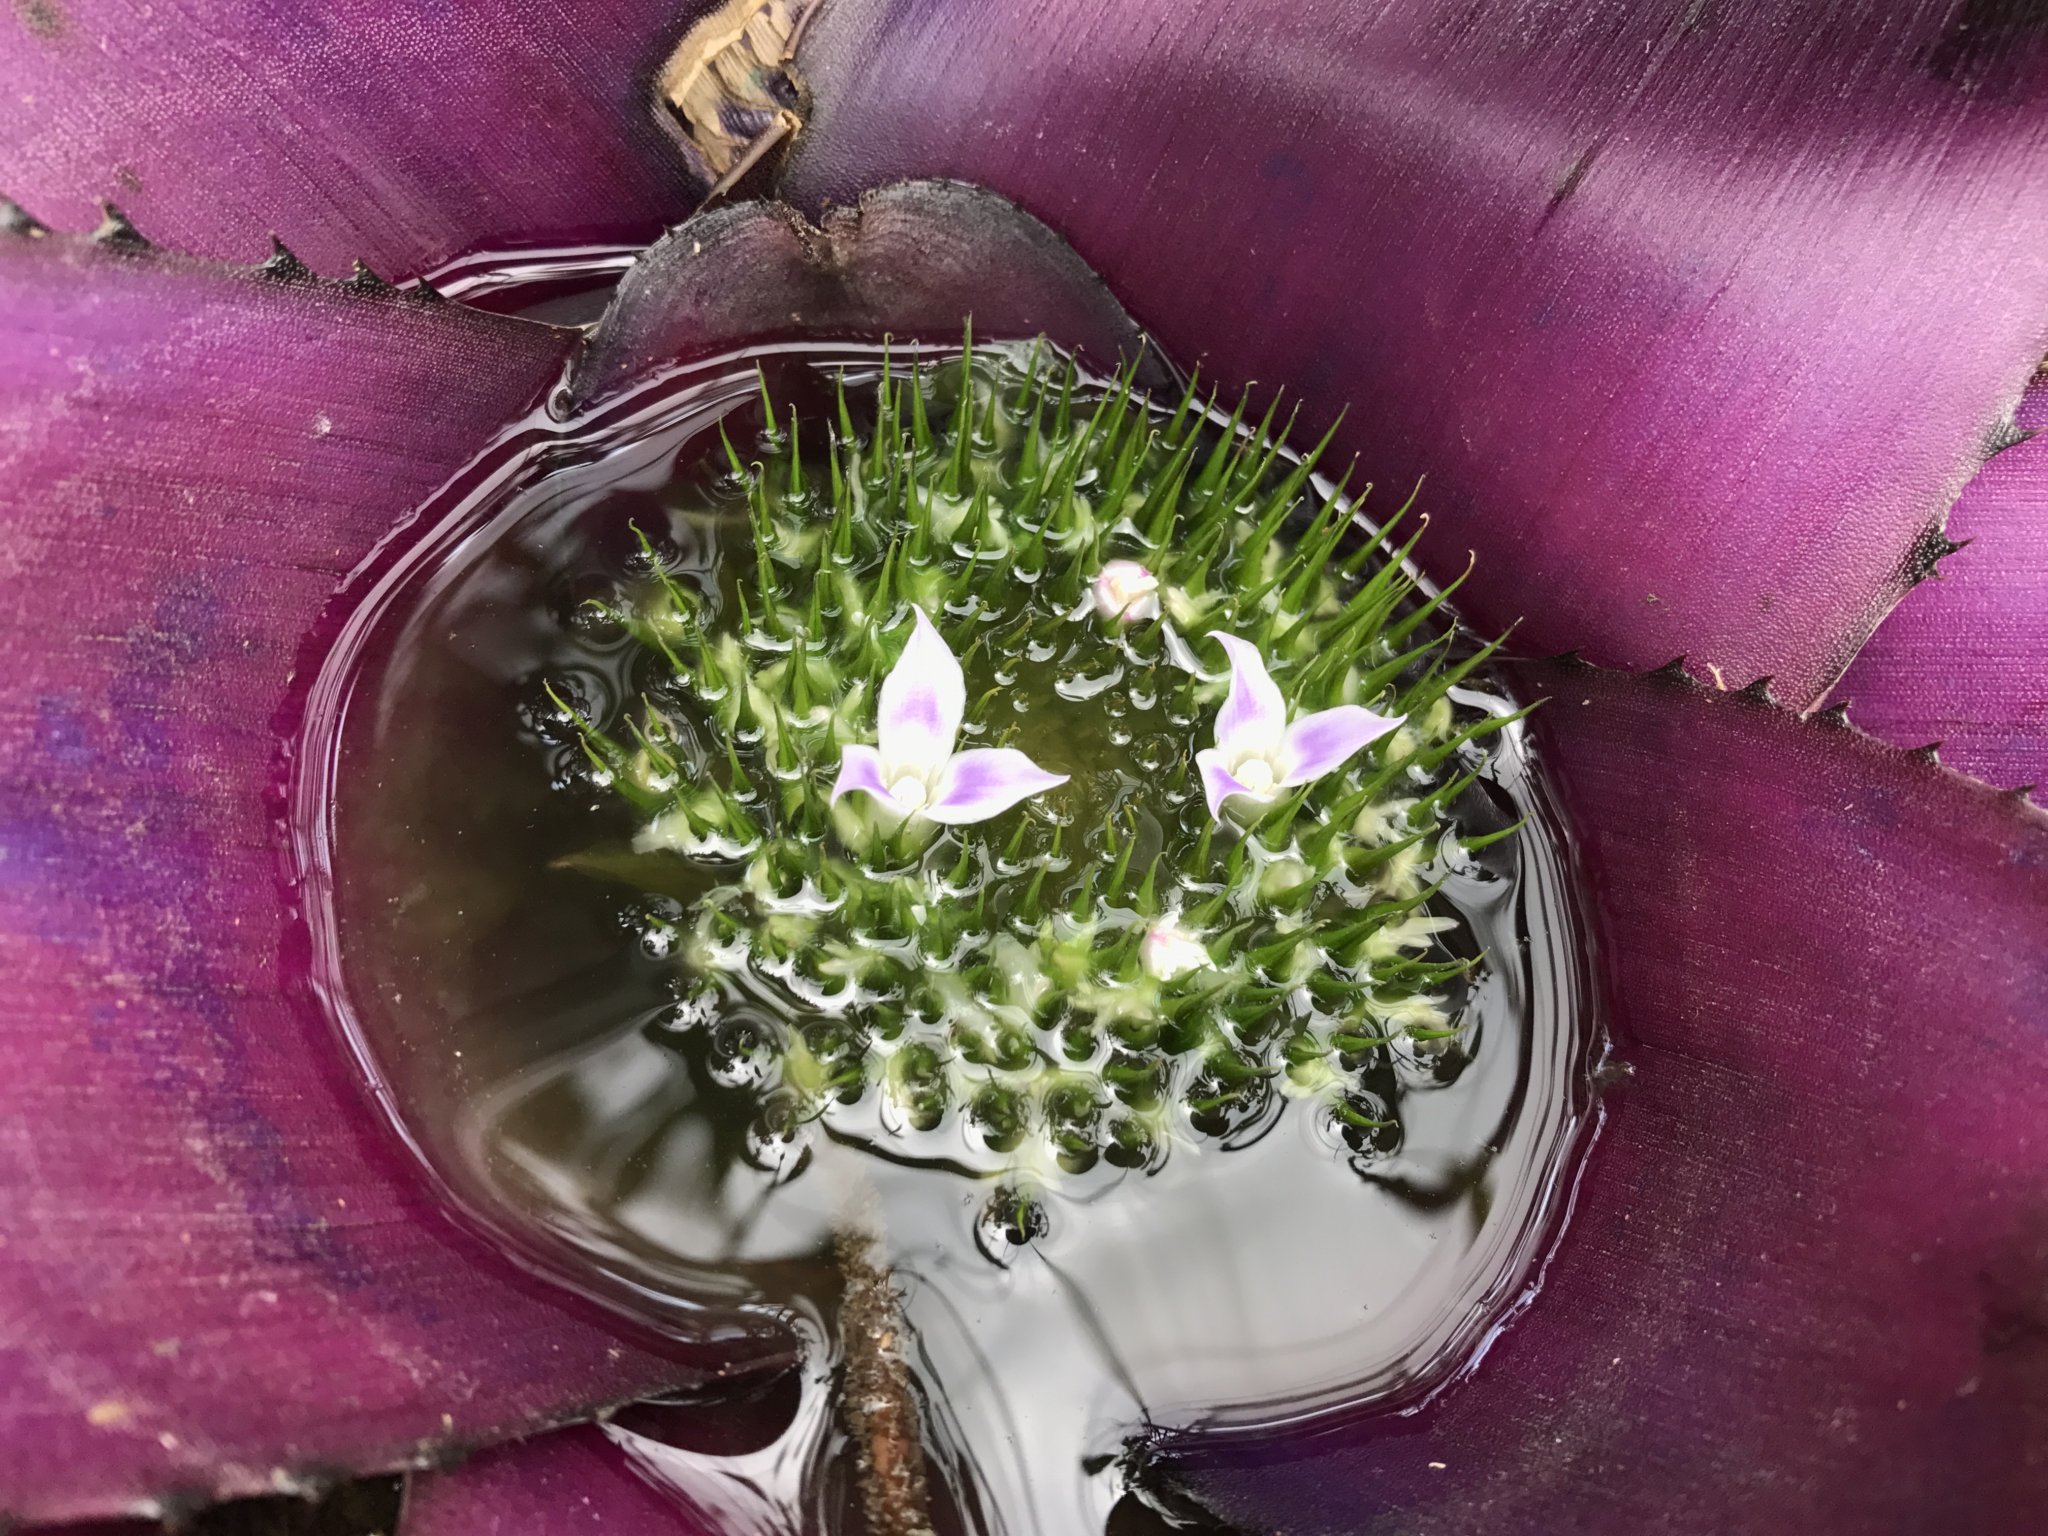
[908,361,934,457]
[1342,479,1425,579]
[785,407,805,504]
[756,365,781,448]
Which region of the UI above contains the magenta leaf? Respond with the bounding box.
[1162,660,2048,1532]
[1836,376,2048,797]
[0,0,711,278]
[569,179,1168,409]
[403,1425,715,1536]
[0,232,711,1522]
[783,0,2048,707]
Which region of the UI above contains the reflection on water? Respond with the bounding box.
[293,343,1601,1533]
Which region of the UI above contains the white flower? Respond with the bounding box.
[1090,559,1161,623]
[1141,920,1212,981]
[1195,633,1404,821]
[831,607,1067,824]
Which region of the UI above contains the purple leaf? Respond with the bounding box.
[1835,376,2048,797]
[1166,660,2048,1532]
[0,233,713,1522]
[0,0,709,277]
[404,1425,714,1536]
[925,747,1068,824]
[783,0,2048,707]
[569,180,1170,409]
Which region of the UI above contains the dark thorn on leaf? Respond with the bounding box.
[1813,701,1854,729]
[1548,648,1588,668]
[1,197,49,237]
[257,236,314,284]
[1648,655,1693,683]
[91,202,149,250]
[1900,521,1968,585]
[1735,676,1778,707]
[1908,742,1945,765]
[344,260,398,296]
[1983,413,2031,456]
[409,275,447,304]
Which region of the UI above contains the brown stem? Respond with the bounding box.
[834,1223,936,1536]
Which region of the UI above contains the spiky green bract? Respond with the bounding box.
[562,340,1518,1195]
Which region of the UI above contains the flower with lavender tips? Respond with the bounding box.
[1196,633,1403,820]
[832,606,1067,824]
[1091,558,1161,623]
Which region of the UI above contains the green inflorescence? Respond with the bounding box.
[552,338,1524,1199]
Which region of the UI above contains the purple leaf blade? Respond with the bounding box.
[0,234,716,1522]
[403,1425,716,1536]
[1167,660,2048,1532]
[0,0,712,278]
[783,0,2048,708]
[569,180,1170,410]
[1834,376,2048,797]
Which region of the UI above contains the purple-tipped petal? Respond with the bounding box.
[1835,376,2048,796]
[785,0,2048,707]
[569,180,1169,409]
[404,1425,714,1536]
[925,748,1068,824]
[1170,660,2048,1532]
[1279,705,1402,787]
[0,234,707,1521]
[0,0,713,277]
[829,742,896,809]
[877,608,965,778]
[1196,747,1259,820]
[1211,633,1288,761]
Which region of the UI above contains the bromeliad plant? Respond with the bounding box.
[3,2,2047,1534]
[558,343,1509,1191]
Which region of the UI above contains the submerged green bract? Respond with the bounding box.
[553,339,1524,1222]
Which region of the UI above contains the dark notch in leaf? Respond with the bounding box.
[257,235,314,284]
[1,197,49,237]
[91,201,149,250]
